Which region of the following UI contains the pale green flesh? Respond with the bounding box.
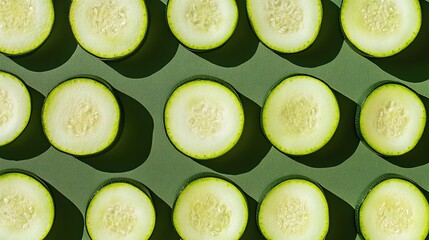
[86,182,156,240]
[42,78,121,156]
[258,179,329,240]
[359,83,426,156]
[0,172,55,240]
[341,0,421,57]
[173,177,248,240]
[359,178,429,240]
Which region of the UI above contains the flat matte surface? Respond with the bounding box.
[0,0,428,239]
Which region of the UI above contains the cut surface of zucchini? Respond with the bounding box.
[358,83,426,156]
[247,0,323,53]
[262,75,339,155]
[69,0,148,59]
[167,0,238,51]
[0,171,54,240]
[164,78,244,159]
[0,72,31,146]
[340,0,421,57]
[86,181,156,240]
[357,177,429,240]
[173,176,248,240]
[258,178,329,240]
[0,0,54,55]
[42,77,121,156]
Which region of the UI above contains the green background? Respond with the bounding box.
[1,0,428,239]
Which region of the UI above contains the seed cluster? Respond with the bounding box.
[361,0,400,33]
[377,199,413,234]
[0,193,35,229]
[376,100,408,138]
[66,98,100,137]
[282,96,319,135]
[0,89,12,127]
[188,99,224,139]
[103,204,137,237]
[186,0,221,32]
[275,197,309,234]
[266,0,303,34]
[91,0,127,36]
[0,0,34,32]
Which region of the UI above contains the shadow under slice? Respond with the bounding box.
[241,193,265,240]
[324,189,357,240]
[150,192,180,239]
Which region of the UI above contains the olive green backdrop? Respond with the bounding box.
[0,0,428,239]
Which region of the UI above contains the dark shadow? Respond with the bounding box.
[198,94,271,174]
[324,189,357,240]
[107,0,179,78]
[383,95,429,167]
[291,90,359,167]
[370,0,429,82]
[11,0,77,72]
[241,193,265,240]
[196,0,259,67]
[79,91,154,172]
[0,87,50,160]
[150,193,180,239]
[45,184,84,240]
[279,0,343,67]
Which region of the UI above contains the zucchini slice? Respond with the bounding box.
[173,176,248,240]
[340,0,421,57]
[357,83,426,156]
[164,78,244,160]
[0,0,54,55]
[257,178,329,240]
[69,0,148,59]
[0,171,55,240]
[0,71,31,146]
[86,180,156,240]
[167,0,238,51]
[42,77,121,156]
[357,177,429,240]
[247,0,323,53]
[261,75,340,155]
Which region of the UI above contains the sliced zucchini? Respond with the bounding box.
[0,0,54,55]
[357,177,429,240]
[357,83,426,156]
[0,171,55,240]
[173,176,248,240]
[167,0,238,51]
[42,77,121,156]
[69,0,148,59]
[164,78,244,159]
[0,72,31,146]
[257,178,329,240]
[261,75,340,155]
[247,0,323,53]
[340,0,421,57]
[86,180,156,240]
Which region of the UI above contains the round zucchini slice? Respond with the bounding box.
[357,177,429,240]
[42,77,121,156]
[247,0,323,53]
[86,180,156,240]
[261,75,340,155]
[357,83,426,156]
[257,178,329,240]
[69,0,148,59]
[167,0,238,51]
[0,171,55,240]
[340,0,421,57]
[173,176,248,240]
[164,78,244,160]
[0,72,31,146]
[0,0,54,55]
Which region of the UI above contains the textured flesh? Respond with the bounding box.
[0,72,31,146]
[341,0,421,57]
[247,0,322,53]
[262,75,339,155]
[70,0,148,59]
[258,179,329,240]
[167,0,238,50]
[164,80,244,159]
[86,182,156,240]
[173,177,248,240]
[42,78,120,156]
[0,173,54,240]
[0,0,54,55]
[359,178,429,240]
[359,84,426,156]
